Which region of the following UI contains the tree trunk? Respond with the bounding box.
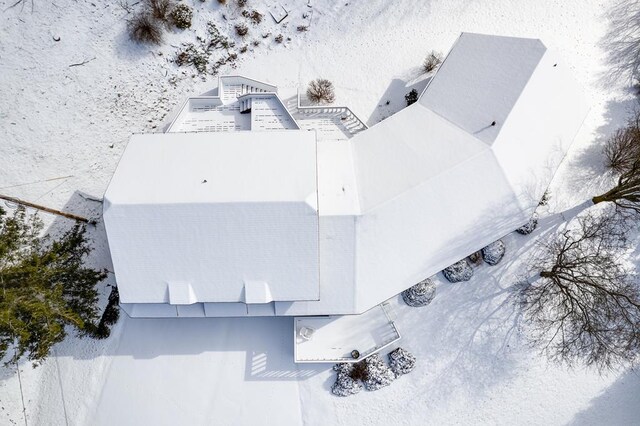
[592,194,608,204]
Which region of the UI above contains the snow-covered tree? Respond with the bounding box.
[442,259,473,283]
[401,278,436,307]
[388,347,416,377]
[481,240,506,266]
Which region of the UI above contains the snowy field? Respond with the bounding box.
[1,0,640,424]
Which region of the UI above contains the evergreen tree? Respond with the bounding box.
[0,206,107,365]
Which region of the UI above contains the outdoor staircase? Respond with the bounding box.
[240,97,252,113]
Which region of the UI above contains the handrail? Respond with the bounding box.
[295,90,368,133]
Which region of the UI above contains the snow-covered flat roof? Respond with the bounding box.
[294,304,400,363]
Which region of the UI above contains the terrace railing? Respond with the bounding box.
[295,90,368,136]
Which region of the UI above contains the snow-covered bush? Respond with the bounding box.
[401,278,436,307]
[235,23,249,37]
[442,259,473,283]
[516,212,539,235]
[128,13,163,45]
[306,78,335,104]
[388,347,416,377]
[539,190,551,206]
[249,10,263,24]
[481,239,506,266]
[405,89,418,106]
[171,4,193,29]
[175,43,209,73]
[423,50,443,73]
[331,363,362,397]
[467,250,482,266]
[274,34,283,43]
[362,354,395,391]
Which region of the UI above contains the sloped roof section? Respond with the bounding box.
[104,130,320,306]
[350,104,489,212]
[105,131,316,205]
[419,33,547,145]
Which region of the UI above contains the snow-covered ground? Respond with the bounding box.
[1,0,639,424]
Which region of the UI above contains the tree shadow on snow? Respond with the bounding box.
[598,0,640,88]
[566,369,640,426]
[562,97,639,199]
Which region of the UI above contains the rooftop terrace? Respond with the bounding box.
[167,76,299,133]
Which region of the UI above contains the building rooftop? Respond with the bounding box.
[104,33,590,323]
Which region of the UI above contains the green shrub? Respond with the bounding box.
[405,88,418,106]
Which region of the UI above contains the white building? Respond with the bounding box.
[104,34,588,346]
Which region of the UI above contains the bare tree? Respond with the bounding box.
[520,211,640,370]
[603,111,640,175]
[593,158,640,213]
[306,79,335,104]
[422,50,443,74]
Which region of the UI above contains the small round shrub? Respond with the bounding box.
[401,278,436,307]
[128,13,163,45]
[306,78,335,104]
[235,23,249,37]
[249,10,262,24]
[362,354,395,391]
[442,259,473,283]
[171,3,193,29]
[237,0,247,7]
[516,212,539,235]
[405,88,418,106]
[274,33,283,43]
[481,240,506,266]
[423,50,443,73]
[388,348,416,377]
[331,363,363,397]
